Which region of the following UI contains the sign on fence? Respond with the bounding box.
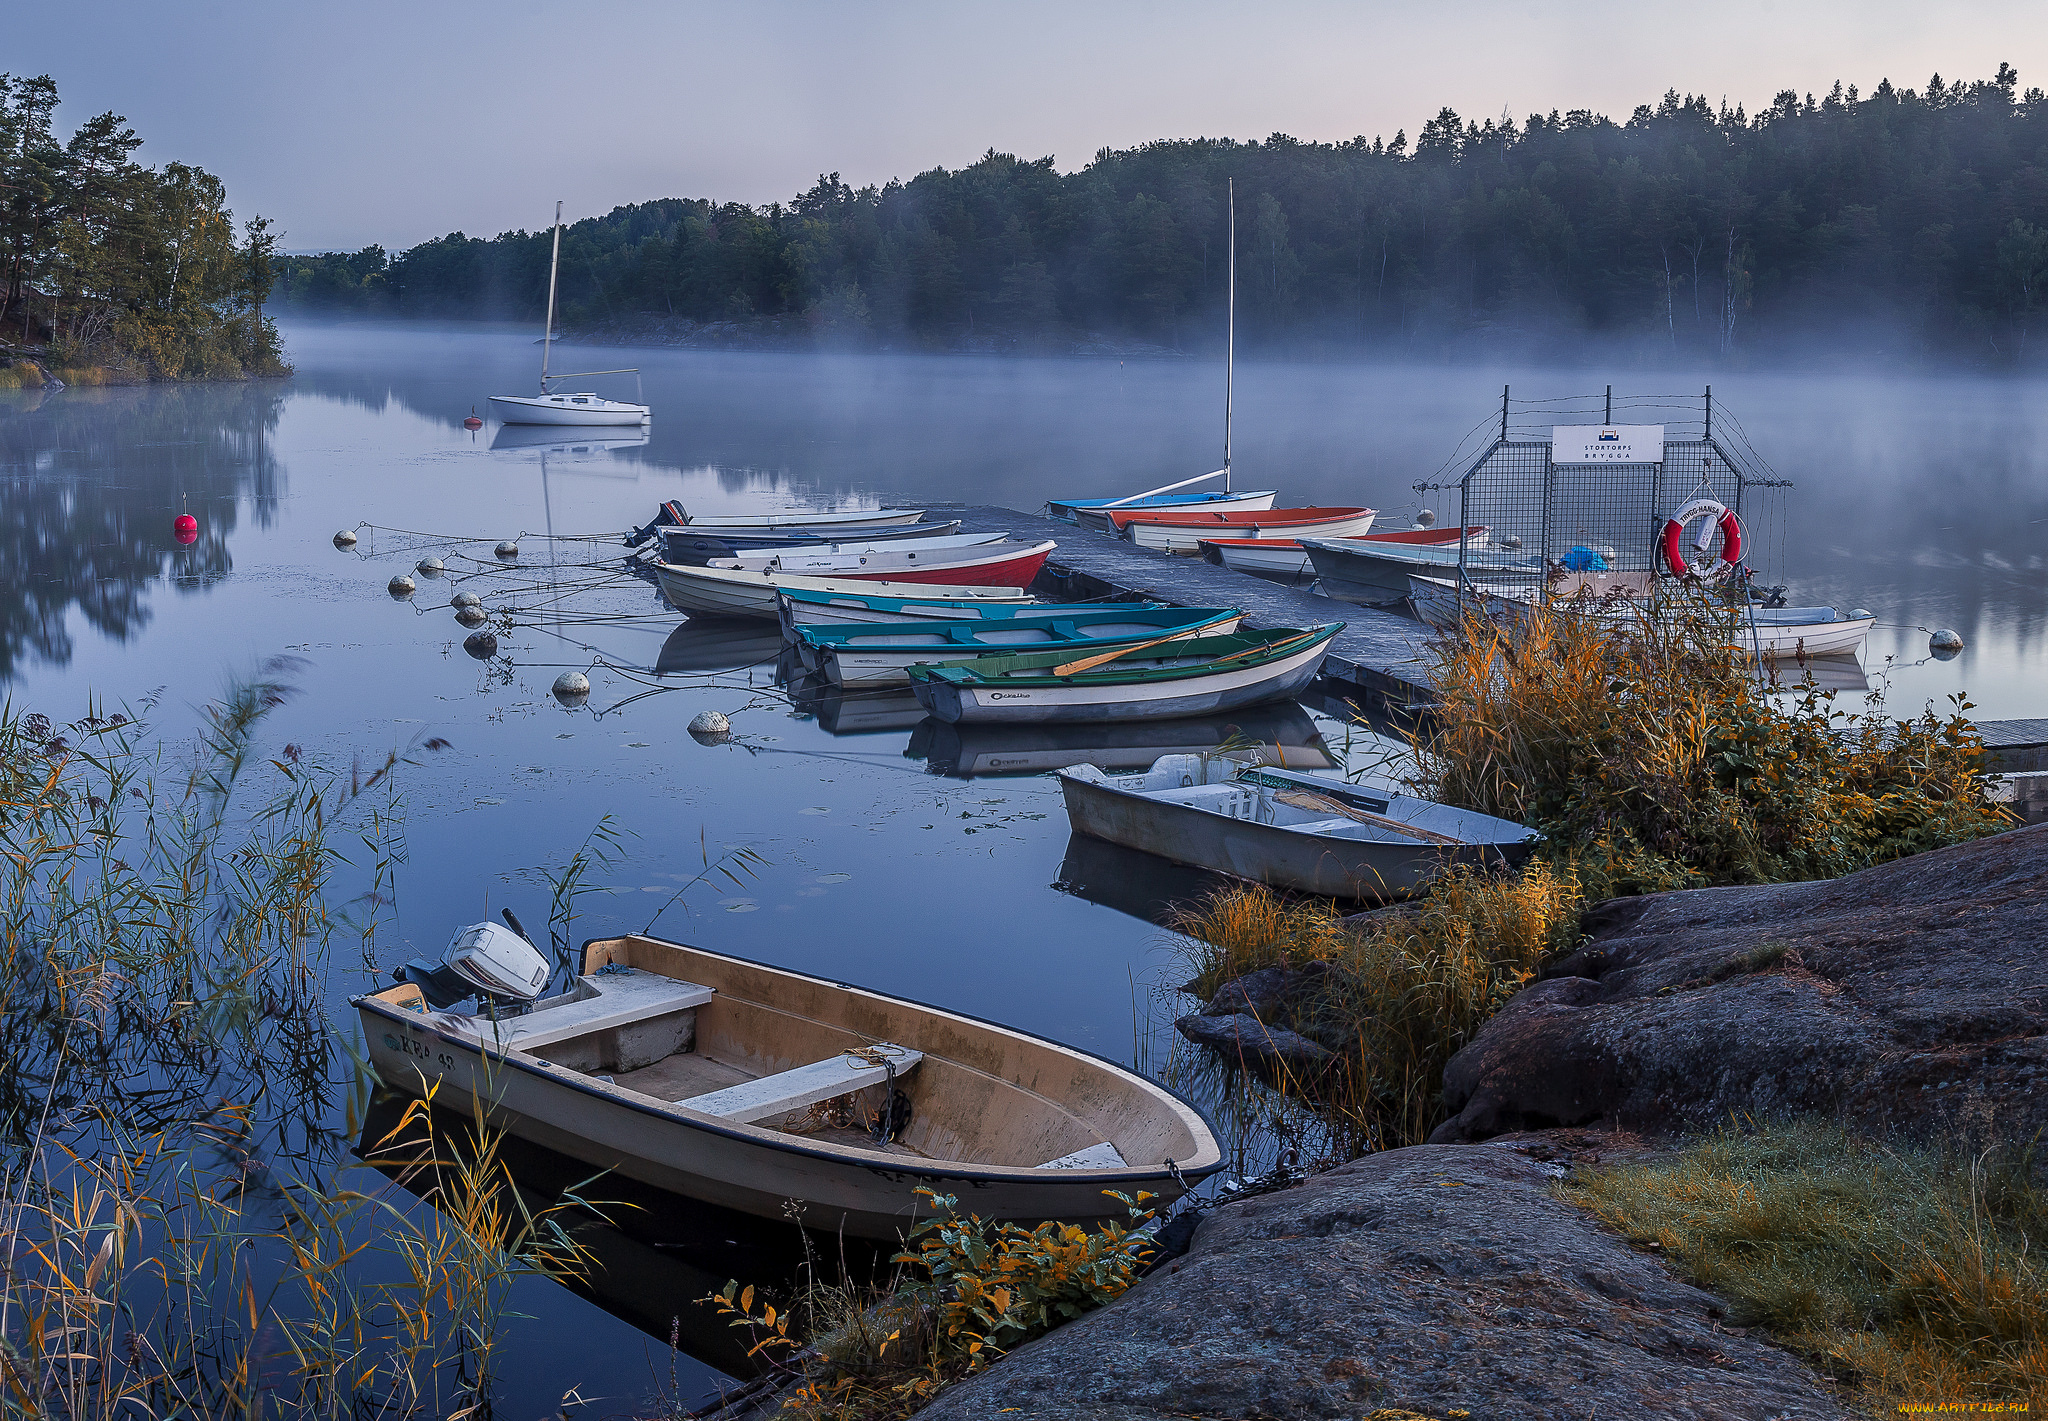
[1551,425,1665,464]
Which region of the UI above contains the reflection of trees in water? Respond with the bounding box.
[0,381,287,678]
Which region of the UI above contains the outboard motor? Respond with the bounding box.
[625,500,690,548]
[392,909,551,1014]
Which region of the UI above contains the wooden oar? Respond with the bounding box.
[1051,613,1242,677]
[1273,789,1467,847]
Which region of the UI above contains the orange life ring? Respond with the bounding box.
[1660,498,1743,578]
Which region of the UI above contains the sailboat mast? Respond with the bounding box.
[539,200,563,394]
[1224,179,1235,493]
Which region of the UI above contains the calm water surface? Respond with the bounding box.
[5,324,2044,1412]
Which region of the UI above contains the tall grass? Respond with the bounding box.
[1561,1122,2048,1413]
[0,680,591,1415]
[1410,592,2010,896]
[1171,863,1582,1152]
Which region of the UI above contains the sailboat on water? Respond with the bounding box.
[489,201,652,427]
[1046,179,1276,527]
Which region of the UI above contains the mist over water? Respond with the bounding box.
[2,322,2042,1411]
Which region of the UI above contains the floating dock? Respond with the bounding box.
[950,504,1436,710]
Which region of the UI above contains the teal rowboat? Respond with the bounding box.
[794,606,1245,685]
[775,588,1162,637]
[905,625,1342,725]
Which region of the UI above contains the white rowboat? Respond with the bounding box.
[657,561,1034,621]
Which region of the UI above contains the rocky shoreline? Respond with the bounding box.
[882,823,2048,1419]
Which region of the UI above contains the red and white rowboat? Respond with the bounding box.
[1110,506,1377,553]
[1199,525,1486,579]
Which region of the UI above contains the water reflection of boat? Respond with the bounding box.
[1053,831,1241,927]
[783,668,931,734]
[354,1090,794,1384]
[907,704,1337,779]
[656,618,786,675]
[489,424,651,455]
[1758,652,1868,693]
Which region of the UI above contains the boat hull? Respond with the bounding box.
[489,394,650,426]
[658,520,964,565]
[818,617,1246,685]
[355,937,1221,1240]
[683,508,927,532]
[656,562,1034,620]
[1119,510,1376,554]
[1057,490,1278,529]
[909,632,1335,725]
[1407,576,1875,657]
[1199,538,1314,578]
[714,542,1053,588]
[1059,774,1533,900]
[776,590,1094,634]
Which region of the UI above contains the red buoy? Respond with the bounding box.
[174,513,198,545]
[463,406,483,430]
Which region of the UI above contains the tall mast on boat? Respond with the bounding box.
[539,201,563,395]
[1224,179,1235,494]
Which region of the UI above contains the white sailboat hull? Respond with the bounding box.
[1069,491,1277,531]
[489,393,651,426]
[656,561,1033,620]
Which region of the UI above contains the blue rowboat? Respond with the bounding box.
[775,587,1161,637]
[795,606,1247,685]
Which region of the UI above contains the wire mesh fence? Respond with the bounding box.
[1412,387,1791,609]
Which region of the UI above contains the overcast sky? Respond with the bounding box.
[13,0,2047,252]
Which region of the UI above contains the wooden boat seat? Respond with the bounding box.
[679,1044,924,1125]
[483,972,715,1053]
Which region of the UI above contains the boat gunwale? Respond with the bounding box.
[351,933,1225,1184]
[905,624,1342,688]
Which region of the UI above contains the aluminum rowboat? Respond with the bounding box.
[906,625,1342,725]
[1199,526,1487,580]
[355,935,1221,1240]
[704,532,1010,572]
[1059,756,1538,900]
[657,520,964,565]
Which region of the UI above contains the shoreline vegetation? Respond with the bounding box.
[0,72,290,390]
[276,64,2048,364]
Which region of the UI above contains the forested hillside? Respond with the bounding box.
[0,72,285,385]
[278,66,2048,361]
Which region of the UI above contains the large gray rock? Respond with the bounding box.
[1434,822,2048,1145]
[912,1142,1852,1420]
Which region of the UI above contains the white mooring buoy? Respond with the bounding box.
[451,590,481,610]
[495,540,520,559]
[333,529,358,549]
[1412,508,1436,528]
[688,709,732,744]
[1930,628,1964,659]
[553,671,591,706]
[463,630,498,660]
[455,605,487,628]
[387,574,416,599]
[416,556,446,578]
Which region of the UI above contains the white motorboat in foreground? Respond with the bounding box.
[357,923,1220,1240]
[489,201,652,427]
[1060,755,1539,900]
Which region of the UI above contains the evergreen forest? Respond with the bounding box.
[0,72,286,384]
[276,66,2048,362]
